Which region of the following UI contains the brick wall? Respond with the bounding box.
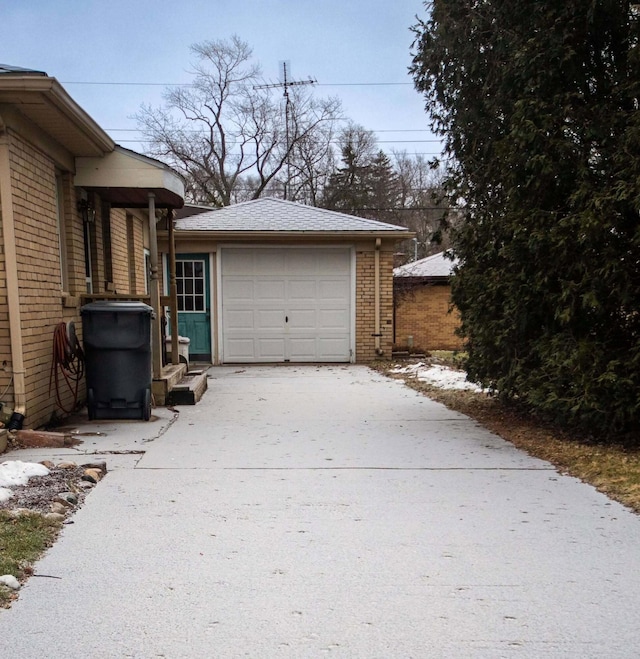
[394,281,464,352]
[131,214,147,295]
[355,245,394,362]
[1,131,151,428]
[7,131,81,425]
[126,213,147,293]
[110,207,129,292]
[0,152,12,411]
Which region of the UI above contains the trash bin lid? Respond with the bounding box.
[81,301,154,316]
[165,335,191,345]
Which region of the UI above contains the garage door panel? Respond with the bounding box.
[223,249,255,275]
[318,279,350,300]
[288,337,318,360]
[225,338,257,360]
[319,250,351,274]
[288,279,317,299]
[225,279,255,301]
[288,309,317,329]
[318,337,351,359]
[256,279,286,302]
[256,309,286,330]
[286,250,318,274]
[257,338,286,360]
[222,248,352,363]
[318,308,350,329]
[224,310,254,331]
[256,250,286,271]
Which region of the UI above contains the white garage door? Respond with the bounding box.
[221,247,352,363]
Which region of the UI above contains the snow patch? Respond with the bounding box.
[391,362,483,392]
[0,460,50,489]
[0,574,21,590]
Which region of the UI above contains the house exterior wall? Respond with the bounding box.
[394,282,464,352]
[0,128,151,429]
[110,207,129,292]
[126,212,147,294]
[355,246,394,362]
[5,130,82,425]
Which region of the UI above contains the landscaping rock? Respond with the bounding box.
[56,461,78,469]
[44,512,66,523]
[83,468,103,483]
[81,461,107,474]
[54,492,78,507]
[39,460,55,470]
[77,480,94,490]
[50,502,68,515]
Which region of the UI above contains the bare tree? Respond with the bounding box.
[393,151,453,262]
[135,36,342,206]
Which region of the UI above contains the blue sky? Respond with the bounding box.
[1,0,440,157]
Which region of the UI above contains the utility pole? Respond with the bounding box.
[254,62,316,200]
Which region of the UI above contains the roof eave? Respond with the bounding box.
[170,230,414,240]
[0,75,114,155]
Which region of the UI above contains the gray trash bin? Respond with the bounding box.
[81,301,154,421]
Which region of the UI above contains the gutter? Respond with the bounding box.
[0,117,26,424]
[374,238,382,356]
[160,230,415,241]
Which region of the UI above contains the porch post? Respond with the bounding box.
[168,209,180,366]
[148,193,162,379]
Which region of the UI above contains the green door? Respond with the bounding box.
[172,254,211,361]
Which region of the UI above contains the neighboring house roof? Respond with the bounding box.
[0,64,46,76]
[394,251,457,279]
[175,203,217,220]
[175,197,411,236]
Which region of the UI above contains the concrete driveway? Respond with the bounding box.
[1,365,639,658]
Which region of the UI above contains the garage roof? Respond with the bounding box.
[175,198,411,236]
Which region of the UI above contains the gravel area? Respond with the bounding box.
[0,465,89,515]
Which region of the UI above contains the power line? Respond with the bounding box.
[61,80,413,87]
[104,127,436,134]
[112,138,441,145]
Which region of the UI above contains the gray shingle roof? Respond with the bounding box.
[0,64,46,76]
[394,251,457,278]
[175,198,409,233]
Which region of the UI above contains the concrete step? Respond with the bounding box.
[166,370,208,406]
[391,351,427,360]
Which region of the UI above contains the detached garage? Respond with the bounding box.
[159,198,411,364]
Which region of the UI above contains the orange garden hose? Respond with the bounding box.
[49,322,85,414]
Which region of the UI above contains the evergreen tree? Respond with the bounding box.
[411,1,640,437]
[322,125,402,224]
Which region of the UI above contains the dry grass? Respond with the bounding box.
[0,511,62,606]
[374,359,640,514]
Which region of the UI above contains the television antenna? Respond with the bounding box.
[254,62,317,199]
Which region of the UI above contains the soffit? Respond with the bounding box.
[0,76,113,156]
